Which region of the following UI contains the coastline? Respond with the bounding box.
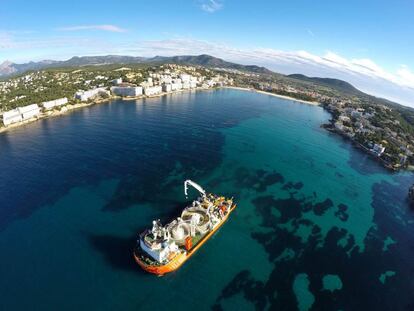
[0,87,213,134]
[0,101,99,134]
[0,86,319,134]
[223,86,320,106]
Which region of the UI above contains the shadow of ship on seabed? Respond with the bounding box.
[82,199,190,276]
[85,231,142,274]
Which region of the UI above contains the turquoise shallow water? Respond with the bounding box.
[0,89,413,310]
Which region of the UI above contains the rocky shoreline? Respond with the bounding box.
[322,123,414,172]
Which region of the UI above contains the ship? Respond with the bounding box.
[133,180,236,275]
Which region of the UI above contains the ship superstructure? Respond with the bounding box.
[134,180,236,275]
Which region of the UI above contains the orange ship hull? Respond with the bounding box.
[134,203,236,275]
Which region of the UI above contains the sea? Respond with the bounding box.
[0,88,413,310]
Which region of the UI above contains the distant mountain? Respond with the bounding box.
[149,54,273,74]
[286,73,414,120]
[61,55,148,67]
[0,54,272,78]
[287,74,364,95]
[0,61,17,76]
[0,56,146,77]
[0,60,60,77]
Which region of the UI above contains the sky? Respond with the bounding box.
[1,0,414,106]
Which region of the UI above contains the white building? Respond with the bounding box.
[171,82,183,91]
[338,115,351,122]
[143,86,162,96]
[42,97,68,110]
[112,78,122,85]
[334,121,344,131]
[18,104,41,120]
[2,109,22,126]
[180,74,191,82]
[140,81,154,88]
[162,84,172,92]
[371,143,385,156]
[111,86,142,97]
[75,88,109,101]
[172,78,182,84]
[160,75,172,84]
[190,81,197,88]
[182,81,190,89]
[206,80,215,87]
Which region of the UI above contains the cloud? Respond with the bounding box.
[57,25,127,33]
[307,29,315,37]
[396,66,414,88]
[201,0,223,13]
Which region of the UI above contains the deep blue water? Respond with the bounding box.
[0,89,413,310]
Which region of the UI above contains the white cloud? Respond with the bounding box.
[201,0,223,13]
[57,25,127,33]
[396,66,414,88]
[307,29,315,37]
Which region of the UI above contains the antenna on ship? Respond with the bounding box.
[184,180,206,199]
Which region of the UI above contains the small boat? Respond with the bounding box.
[133,180,236,275]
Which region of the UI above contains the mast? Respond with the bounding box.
[184,180,206,198]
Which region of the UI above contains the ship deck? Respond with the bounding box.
[135,229,209,266]
[135,194,236,269]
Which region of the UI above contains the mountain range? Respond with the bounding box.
[0,54,272,78]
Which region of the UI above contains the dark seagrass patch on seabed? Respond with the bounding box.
[214,175,414,310]
[234,168,284,193]
[282,181,304,191]
[334,203,349,222]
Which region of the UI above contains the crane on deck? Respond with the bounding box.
[184,180,206,199]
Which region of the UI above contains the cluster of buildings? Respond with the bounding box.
[2,104,41,126]
[325,101,413,168]
[2,85,112,126]
[241,65,414,169]
[74,88,110,101]
[110,70,230,99]
[0,64,233,128]
[42,98,68,110]
[331,106,375,137]
[1,99,67,126]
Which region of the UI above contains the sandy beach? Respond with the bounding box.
[223,86,320,106]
